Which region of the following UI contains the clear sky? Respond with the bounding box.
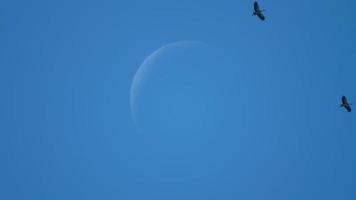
[1,0,356,199]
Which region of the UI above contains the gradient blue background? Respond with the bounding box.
[1,0,356,199]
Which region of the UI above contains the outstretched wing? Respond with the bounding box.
[345,105,352,112]
[254,1,260,12]
[257,13,265,21]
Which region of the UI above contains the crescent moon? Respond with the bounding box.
[130,41,208,129]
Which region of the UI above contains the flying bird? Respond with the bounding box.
[340,96,352,112]
[253,1,266,21]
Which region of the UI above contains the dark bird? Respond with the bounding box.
[253,1,266,21]
[340,96,352,112]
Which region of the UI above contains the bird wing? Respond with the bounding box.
[257,13,265,21]
[342,96,348,104]
[254,1,260,12]
[345,105,352,112]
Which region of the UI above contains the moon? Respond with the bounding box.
[130,41,227,135]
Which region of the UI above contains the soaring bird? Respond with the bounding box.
[253,1,266,21]
[340,96,352,112]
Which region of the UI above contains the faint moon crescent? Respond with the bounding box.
[130,41,208,129]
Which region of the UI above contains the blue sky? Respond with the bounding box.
[1,0,356,199]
